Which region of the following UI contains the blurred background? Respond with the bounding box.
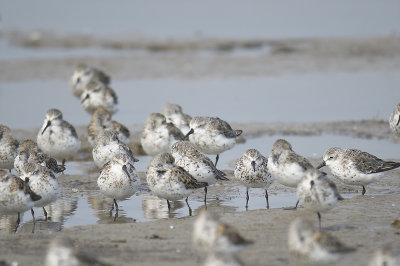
[0,0,400,127]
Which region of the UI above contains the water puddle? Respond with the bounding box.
[0,133,395,234]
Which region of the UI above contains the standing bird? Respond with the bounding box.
[141,113,185,156]
[185,117,242,167]
[69,63,111,98]
[146,152,207,213]
[98,154,140,218]
[171,141,228,205]
[288,218,355,264]
[389,103,400,136]
[92,130,138,169]
[234,149,274,209]
[296,169,342,230]
[0,170,41,230]
[15,139,65,178]
[192,210,253,255]
[267,139,316,209]
[0,125,19,171]
[161,103,192,135]
[37,109,81,165]
[19,162,60,221]
[317,147,400,195]
[80,79,118,115]
[88,107,130,146]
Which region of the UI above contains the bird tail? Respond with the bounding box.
[216,169,228,181]
[375,161,400,173]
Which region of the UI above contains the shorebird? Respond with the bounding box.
[185,116,242,167]
[171,141,228,205]
[318,147,400,195]
[267,139,316,209]
[234,149,273,209]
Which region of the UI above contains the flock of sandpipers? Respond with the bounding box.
[0,64,400,265]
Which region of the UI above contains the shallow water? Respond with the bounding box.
[1,71,400,129]
[0,133,396,234]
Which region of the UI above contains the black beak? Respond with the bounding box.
[251,161,256,172]
[183,128,194,141]
[316,161,326,169]
[0,131,3,140]
[41,121,51,135]
[397,115,400,126]
[81,93,90,103]
[122,165,130,178]
[310,180,315,189]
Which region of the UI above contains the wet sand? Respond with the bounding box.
[0,167,399,266]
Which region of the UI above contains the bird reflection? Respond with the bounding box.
[142,194,185,219]
[0,195,78,234]
[87,194,136,224]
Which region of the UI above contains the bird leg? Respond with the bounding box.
[265,189,269,209]
[167,200,171,211]
[362,186,366,195]
[246,187,249,210]
[215,154,220,167]
[185,197,192,216]
[42,207,48,221]
[317,212,322,231]
[14,212,21,233]
[204,186,208,206]
[31,208,36,223]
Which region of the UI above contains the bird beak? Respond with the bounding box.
[251,161,256,172]
[41,121,51,135]
[183,128,194,141]
[122,165,130,178]
[81,93,90,103]
[316,161,326,169]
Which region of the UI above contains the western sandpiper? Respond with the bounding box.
[193,210,253,255]
[15,140,65,178]
[19,162,60,221]
[185,116,242,167]
[0,125,19,171]
[389,103,400,136]
[80,79,118,115]
[98,153,140,218]
[70,63,111,98]
[37,109,81,165]
[288,218,355,264]
[141,113,184,156]
[0,170,41,229]
[297,169,342,229]
[146,152,207,213]
[171,141,228,205]
[92,130,138,169]
[234,149,273,209]
[267,139,316,209]
[161,103,192,135]
[88,107,130,146]
[317,147,400,195]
